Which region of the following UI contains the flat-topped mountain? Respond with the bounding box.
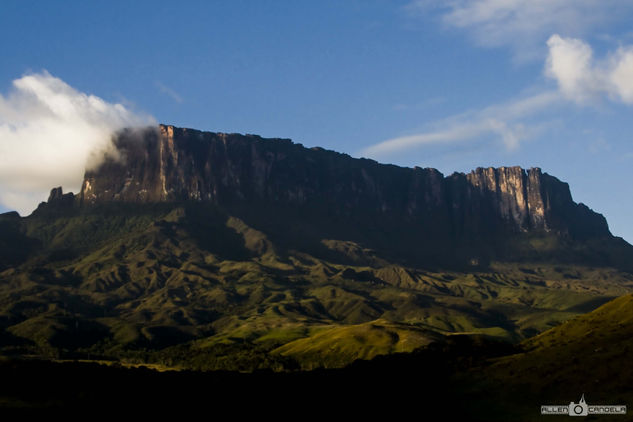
[38,124,623,269]
[76,125,606,238]
[2,124,633,372]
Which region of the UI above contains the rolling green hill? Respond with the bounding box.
[1,199,632,371]
[480,292,633,397]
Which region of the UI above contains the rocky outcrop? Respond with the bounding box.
[36,186,76,212]
[47,187,75,206]
[73,124,608,242]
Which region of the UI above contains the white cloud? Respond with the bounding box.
[375,5,633,161]
[366,31,633,159]
[363,121,488,156]
[545,34,596,102]
[0,71,154,215]
[409,0,633,59]
[545,34,633,104]
[362,91,560,157]
[609,46,633,103]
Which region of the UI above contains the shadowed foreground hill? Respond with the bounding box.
[431,293,633,421]
[481,293,633,400]
[0,336,515,419]
[3,312,632,422]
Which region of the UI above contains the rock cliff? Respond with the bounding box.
[69,124,608,241]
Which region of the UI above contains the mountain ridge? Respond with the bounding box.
[2,123,633,372]
[33,123,624,270]
[73,124,606,238]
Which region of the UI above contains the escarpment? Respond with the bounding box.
[72,125,608,238]
[35,124,622,268]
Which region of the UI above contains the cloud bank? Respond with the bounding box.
[363,91,560,157]
[365,33,633,159]
[0,71,154,215]
[409,0,633,60]
[546,34,633,104]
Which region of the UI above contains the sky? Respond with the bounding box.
[1,0,633,242]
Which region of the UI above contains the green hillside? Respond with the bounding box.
[1,201,632,371]
[482,293,633,396]
[419,292,633,421]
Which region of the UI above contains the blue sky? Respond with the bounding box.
[1,0,633,242]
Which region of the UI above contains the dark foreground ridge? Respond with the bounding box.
[0,336,518,419]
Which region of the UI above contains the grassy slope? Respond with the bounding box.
[441,293,633,421]
[483,293,633,395]
[271,319,442,369]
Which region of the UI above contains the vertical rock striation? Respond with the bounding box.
[72,124,609,243]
